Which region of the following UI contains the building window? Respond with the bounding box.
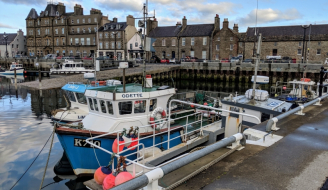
[172,39,176,46]
[230,44,233,50]
[273,49,277,56]
[94,27,97,32]
[117,42,121,49]
[88,27,91,33]
[215,54,219,60]
[93,37,96,45]
[75,38,79,45]
[105,32,108,38]
[71,28,74,33]
[216,44,219,50]
[135,42,138,47]
[297,49,302,55]
[71,19,74,24]
[111,42,115,49]
[99,42,103,49]
[203,37,207,45]
[130,44,132,49]
[56,38,59,46]
[38,20,40,25]
[81,38,84,45]
[86,38,90,45]
[182,38,185,46]
[62,38,65,45]
[318,41,321,46]
[37,29,40,35]
[55,28,58,34]
[61,28,64,34]
[239,42,243,47]
[191,38,195,46]
[162,39,166,46]
[55,19,57,24]
[230,37,233,41]
[190,51,194,57]
[117,32,121,38]
[88,18,91,23]
[94,18,97,23]
[77,19,79,24]
[83,50,87,57]
[77,28,80,33]
[99,33,102,39]
[110,33,114,38]
[202,51,206,59]
[317,49,321,55]
[61,18,64,24]
[82,28,85,33]
[217,37,220,41]
[274,42,277,46]
[82,18,85,23]
[299,41,302,47]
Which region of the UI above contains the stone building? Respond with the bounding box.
[0,29,26,57]
[148,15,241,61]
[97,16,137,60]
[127,32,142,59]
[242,25,328,63]
[25,2,109,57]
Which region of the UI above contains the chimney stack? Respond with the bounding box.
[214,14,220,29]
[74,4,83,15]
[182,16,187,28]
[176,21,181,26]
[223,18,229,29]
[113,17,118,23]
[152,18,158,29]
[233,24,239,32]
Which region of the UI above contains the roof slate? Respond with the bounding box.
[148,26,182,37]
[26,8,39,19]
[0,33,17,45]
[40,4,58,17]
[99,22,128,31]
[179,24,214,37]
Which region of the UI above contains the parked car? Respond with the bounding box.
[189,57,198,62]
[230,56,240,63]
[221,58,230,63]
[243,59,253,63]
[150,55,161,63]
[56,56,63,59]
[169,58,176,64]
[62,57,74,60]
[82,56,92,60]
[96,56,111,60]
[135,58,144,63]
[161,58,169,63]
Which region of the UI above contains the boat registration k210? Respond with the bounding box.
[74,138,101,148]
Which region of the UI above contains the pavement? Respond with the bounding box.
[177,100,328,190]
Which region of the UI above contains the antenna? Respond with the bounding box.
[255,0,258,36]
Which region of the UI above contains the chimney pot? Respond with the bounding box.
[216,14,219,18]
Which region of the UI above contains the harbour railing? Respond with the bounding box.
[86,100,260,182]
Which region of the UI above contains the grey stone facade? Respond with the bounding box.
[26,3,109,57]
[0,30,26,57]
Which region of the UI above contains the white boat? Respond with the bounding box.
[50,59,95,75]
[0,62,24,75]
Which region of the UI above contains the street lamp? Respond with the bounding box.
[3,32,8,58]
[301,25,309,63]
[112,31,118,60]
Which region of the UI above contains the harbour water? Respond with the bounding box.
[0,75,269,190]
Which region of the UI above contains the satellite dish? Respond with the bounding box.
[138,20,145,27]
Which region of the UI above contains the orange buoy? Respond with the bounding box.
[190,104,195,108]
[94,166,112,185]
[283,86,287,90]
[204,102,208,106]
[91,81,106,85]
[128,133,138,150]
[102,173,117,190]
[112,136,125,153]
[115,171,133,186]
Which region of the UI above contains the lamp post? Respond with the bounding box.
[301,25,309,63]
[112,31,118,60]
[3,32,8,58]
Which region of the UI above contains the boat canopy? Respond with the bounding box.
[62,83,103,93]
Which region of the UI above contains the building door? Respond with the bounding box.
[172,51,175,59]
[162,51,166,58]
[272,49,277,56]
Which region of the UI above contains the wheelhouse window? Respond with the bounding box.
[149,99,157,112]
[134,100,146,113]
[88,98,94,110]
[76,93,87,104]
[93,99,99,111]
[66,91,76,102]
[107,101,113,114]
[119,101,132,115]
[100,100,106,113]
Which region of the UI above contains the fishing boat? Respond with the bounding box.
[50,59,95,75]
[0,62,24,75]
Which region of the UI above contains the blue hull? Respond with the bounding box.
[1,73,24,75]
[56,130,182,175]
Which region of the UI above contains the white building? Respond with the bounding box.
[0,29,26,57]
[127,32,143,60]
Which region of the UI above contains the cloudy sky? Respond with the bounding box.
[0,0,327,34]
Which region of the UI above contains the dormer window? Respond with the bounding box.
[56,11,59,16]
[111,25,114,29]
[45,11,48,16]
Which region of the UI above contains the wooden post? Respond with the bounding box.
[123,68,126,93]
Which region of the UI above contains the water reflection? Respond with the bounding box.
[0,76,265,190]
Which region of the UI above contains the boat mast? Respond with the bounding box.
[251,33,262,103]
[95,21,99,81]
[142,1,147,87]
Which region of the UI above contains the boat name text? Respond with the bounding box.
[121,93,143,98]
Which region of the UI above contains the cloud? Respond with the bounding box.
[238,8,302,26]
[0,0,44,5]
[0,23,15,29]
[94,0,144,12]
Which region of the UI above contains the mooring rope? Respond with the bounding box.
[89,130,101,167]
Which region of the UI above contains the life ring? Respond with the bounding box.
[149,107,166,128]
[91,81,106,85]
